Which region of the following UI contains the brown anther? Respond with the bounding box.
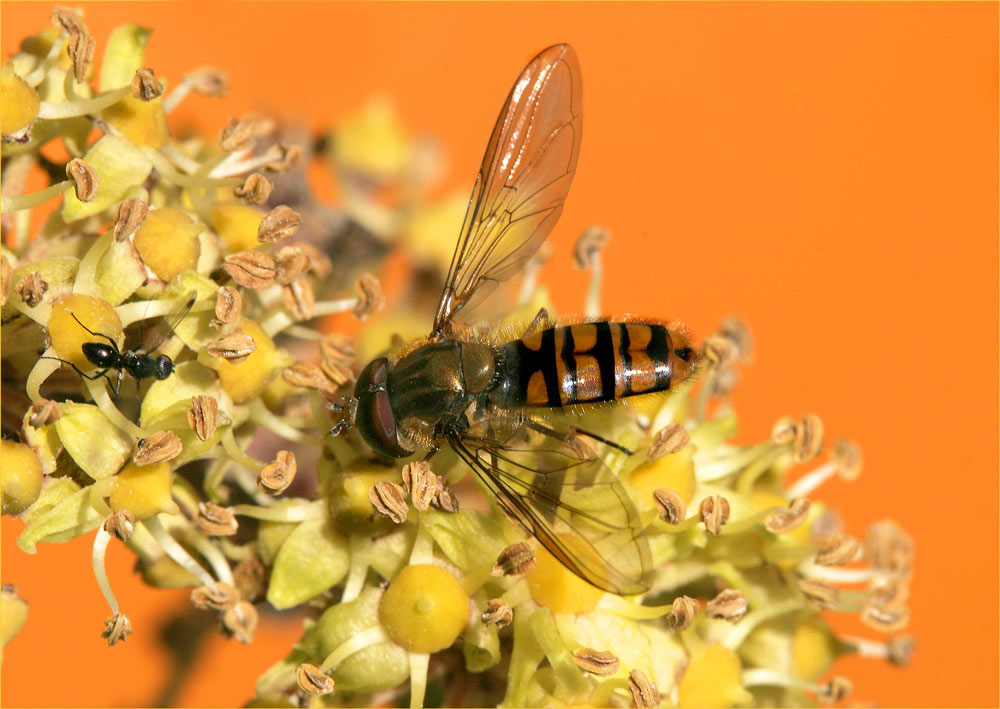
[560,430,597,461]
[627,669,660,709]
[283,361,334,393]
[352,273,385,321]
[811,508,844,544]
[572,648,620,676]
[184,67,231,96]
[67,31,95,84]
[66,158,98,202]
[401,461,440,512]
[103,509,135,542]
[653,488,686,524]
[369,481,408,524]
[1,255,12,306]
[113,197,148,242]
[815,532,861,566]
[864,520,914,574]
[433,483,460,513]
[702,332,736,368]
[481,598,513,628]
[699,495,730,535]
[234,173,273,205]
[833,437,863,481]
[870,575,911,611]
[207,330,256,364]
[233,553,267,603]
[799,578,841,610]
[27,398,61,428]
[705,589,748,622]
[241,113,276,138]
[320,333,355,366]
[15,272,48,307]
[131,67,163,100]
[257,205,301,243]
[282,277,315,320]
[320,359,353,388]
[133,430,182,466]
[258,451,296,495]
[274,246,310,285]
[818,676,853,705]
[219,117,255,152]
[222,600,258,644]
[861,603,910,634]
[101,612,132,646]
[887,635,916,666]
[296,663,335,696]
[668,595,699,630]
[572,225,610,270]
[264,143,304,172]
[223,250,276,289]
[51,6,87,36]
[197,502,238,536]
[190,582,238,610]
[211,285,241,327]
[718,316,753,364]
[770,416,798,445]
[764,497,812,534]
[794,414,824,463]
[491,542,536,577]
[648,423,689,461]
[187,395,219,442]
[298,243,333,278]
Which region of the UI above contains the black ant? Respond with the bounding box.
[44,293,196,395]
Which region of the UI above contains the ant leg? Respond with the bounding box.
[39,356,110,382]
[525,419,633,456]
[114,369,124,396]
[68,312,119,349]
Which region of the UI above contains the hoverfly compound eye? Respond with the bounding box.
[354,357,414,458]
[155,355,174,379]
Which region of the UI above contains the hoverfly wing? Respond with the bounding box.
[449,428,651,595]
[431,44,583,337]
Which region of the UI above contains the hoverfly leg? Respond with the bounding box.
[568,425,634,456]
[326,396,358,437]
[422,445,440,462]
[525,419,634,457]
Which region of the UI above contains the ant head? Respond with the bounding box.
[154,355,174,380]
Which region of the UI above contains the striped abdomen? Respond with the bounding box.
[497,322,697,408]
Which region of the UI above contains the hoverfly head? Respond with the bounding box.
[351,357,414,458]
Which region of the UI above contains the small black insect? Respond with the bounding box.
[45,292,196,395]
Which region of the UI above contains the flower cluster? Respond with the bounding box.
[1,9,913,708]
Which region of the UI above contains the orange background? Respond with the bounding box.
[2,2,997,707]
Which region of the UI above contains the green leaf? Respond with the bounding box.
[140,361,224,428]
[17,482,100,553]
[62,135,153,222]
[266,519,349,610]
[54,402,133,480]
[100,24,152,92]
[423,509,504,573]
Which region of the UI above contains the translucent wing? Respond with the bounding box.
[431,44,583,337]
[449,427,651,595]
[142,291,196,354]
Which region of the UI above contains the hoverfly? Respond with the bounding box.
[44,292,196,395]
[334,45,698,595]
